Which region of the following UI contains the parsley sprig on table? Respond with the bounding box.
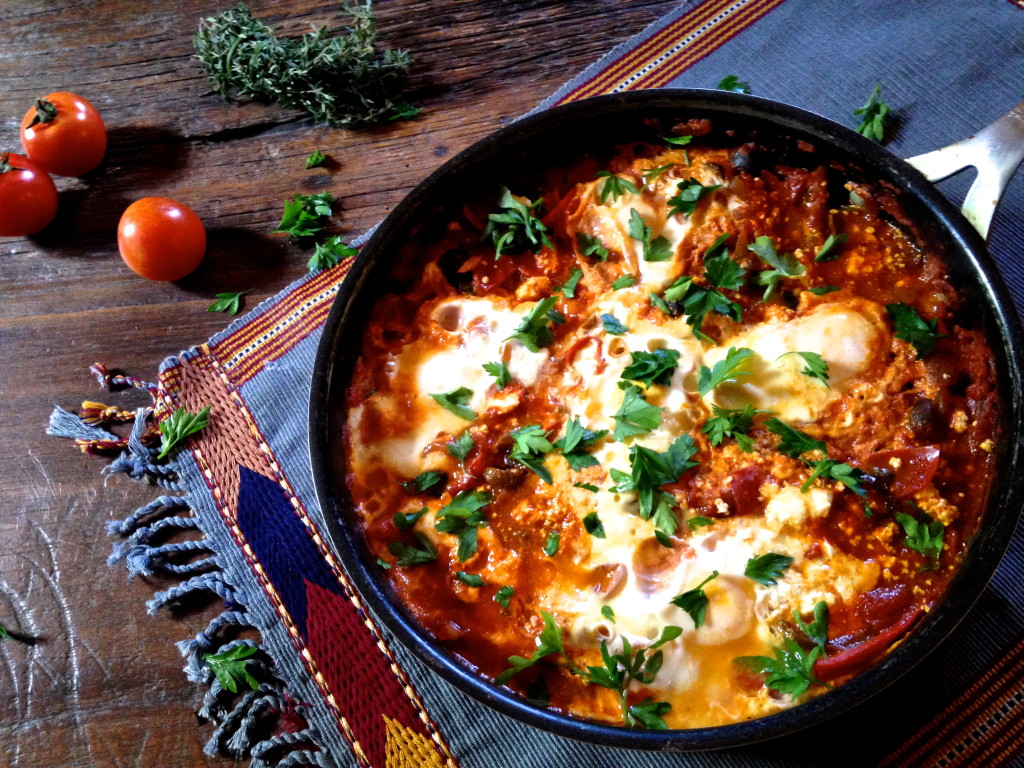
[203,645,259,693]
[271,192,334,239]
[717,75,751,94]
[207,290,251,316]
[854,83,892,143]
[157,406,212,459]
[194,2,415,127]
[309,235,358,270]
[483,187,552,259]
[305,149,327,169]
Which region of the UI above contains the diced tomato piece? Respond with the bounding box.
[727,465,765,515]
[861,445,940,498]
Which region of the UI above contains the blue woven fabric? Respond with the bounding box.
[154,1,1024,766]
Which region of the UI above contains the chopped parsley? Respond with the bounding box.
[596,171,640,203]
[305,149,327,169]
[748,235,805,299]
[702,403,765,452]
[895,509,945,567]
[576,232,609,261]
[794,601,829,655]
[494,585,514,609]
[621,348,681,389]
[808,285,841,295]
[612,383,664,441]
[393,506,427,531]
[778,351,830,386]
[612,274,637,290]
[854,82,891,143]
[766,418,826,459]
[543,530,561,556]
[456,571,486,587]
[509,424,555,484]
[704,232,731,258]
[400,471,444,495]
[649,291,672,315]
[506,296,559,352]
[670,571,719,629]
[482,360,512,390]
[388,532,438,567]
[886,303,946,358]
[601,314,629,335]
[435,490,492,561]
[483,187,552,259]
[574,482,600,493]
[270,192,333,238]
[667,178,720,218]
[717,75,751,94]
[583,511,606,538]
[686,516,714,531]
[553,417,608,470]
[558,268,584,298]
[766,418,867,496]
[814,233,849,262]
[429,386,476,420]
[609,435,697,544]
[642,163,673,186]
[601,605,616,622]
[704,250,746,290]
[447,430,474,464]
[735,638,827,697]
[802,458,867,496]
[496,611,580,685]
[659,254,743,341]
[697,346,754,397]
[744,553,793,585]
[628,208,673,262]
[662,135,693,146]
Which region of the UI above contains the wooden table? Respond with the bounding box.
[0,2,666,764]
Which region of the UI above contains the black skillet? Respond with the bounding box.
[308,90,1024,750]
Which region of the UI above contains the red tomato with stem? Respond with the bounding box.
[0,152,58,237]
[118,197,206,281]
[20,92,107,177]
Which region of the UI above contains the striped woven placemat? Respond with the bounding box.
[50,1,1024,766]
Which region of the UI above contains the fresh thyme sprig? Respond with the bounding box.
[194,2,416,127]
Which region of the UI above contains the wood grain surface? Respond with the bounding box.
[0,2,667,765]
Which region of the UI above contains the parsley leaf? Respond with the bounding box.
[506,297,558,352]
[704,251,746,290]
[601,605,615,622]
[793,601,829,654]
[697,346,754,397]
[642,163,674,186]
[621,348,681,389]
[667,178,721,218]
[717,75,751,94]
[574,482,599,493]
[388,102,422,121]
[808,285,841,295]
[814,233,849,262]
[203,645,259,694]
[305,149,327,169]
[663,135,693,146]
[558,268,584,298]
[612,274,636,290]
[388,531,438,567]
[553,417,608,470]
[886,303,946,358]
[736,639,826,697]
[456,571,486,587]
[393,507,427,531]
[482,361,512,391]
[509,424,555,483]
[596,171,640,203]
[157,406,212,460]
[576,232,609,261]
[628,208,672,262]
[705,232,731,257]
[765,418,826,459]
[583,511,606,538]
[778,351,830,386]
[448,431,474,464]
[649,292,672,315]
[895,510,945,566]
[496,611,580,684]
[854,82,891,143]
[601,313,629,335]
[748,236,805,299]
[661,272,742,340]
[627,699,672,730]
[702,403,765,452]
[400,472,443,495]
[671,571,719,629]
[309,235,358,270]
[612,383,663,441]
[686,516,714,531]
[429,386,476,420]
[802,458,866,496]
[494,585,514,609]
[376,557,391,570]
[543,530,560,556]
[271,192,333,238]
[483,187,552,259]
[207,290,251,316]
[435,491,492,561]
[744,553,793,585]
[610,436,697,532]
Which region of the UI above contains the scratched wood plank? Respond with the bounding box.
[0,1,669,766]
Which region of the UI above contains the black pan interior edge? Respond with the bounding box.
[308,89,1024,751]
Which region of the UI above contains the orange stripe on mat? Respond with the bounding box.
[633,0,788,89]
[230,296,336,385]
[560,0,734,102]
[880,634,1024,767]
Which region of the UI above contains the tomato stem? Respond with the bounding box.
[27,98,58,128]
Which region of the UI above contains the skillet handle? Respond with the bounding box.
[905,100,1024,241]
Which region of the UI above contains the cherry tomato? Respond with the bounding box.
[0,152,58,237]
[20,92,107,177]
[118,197,206,281]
